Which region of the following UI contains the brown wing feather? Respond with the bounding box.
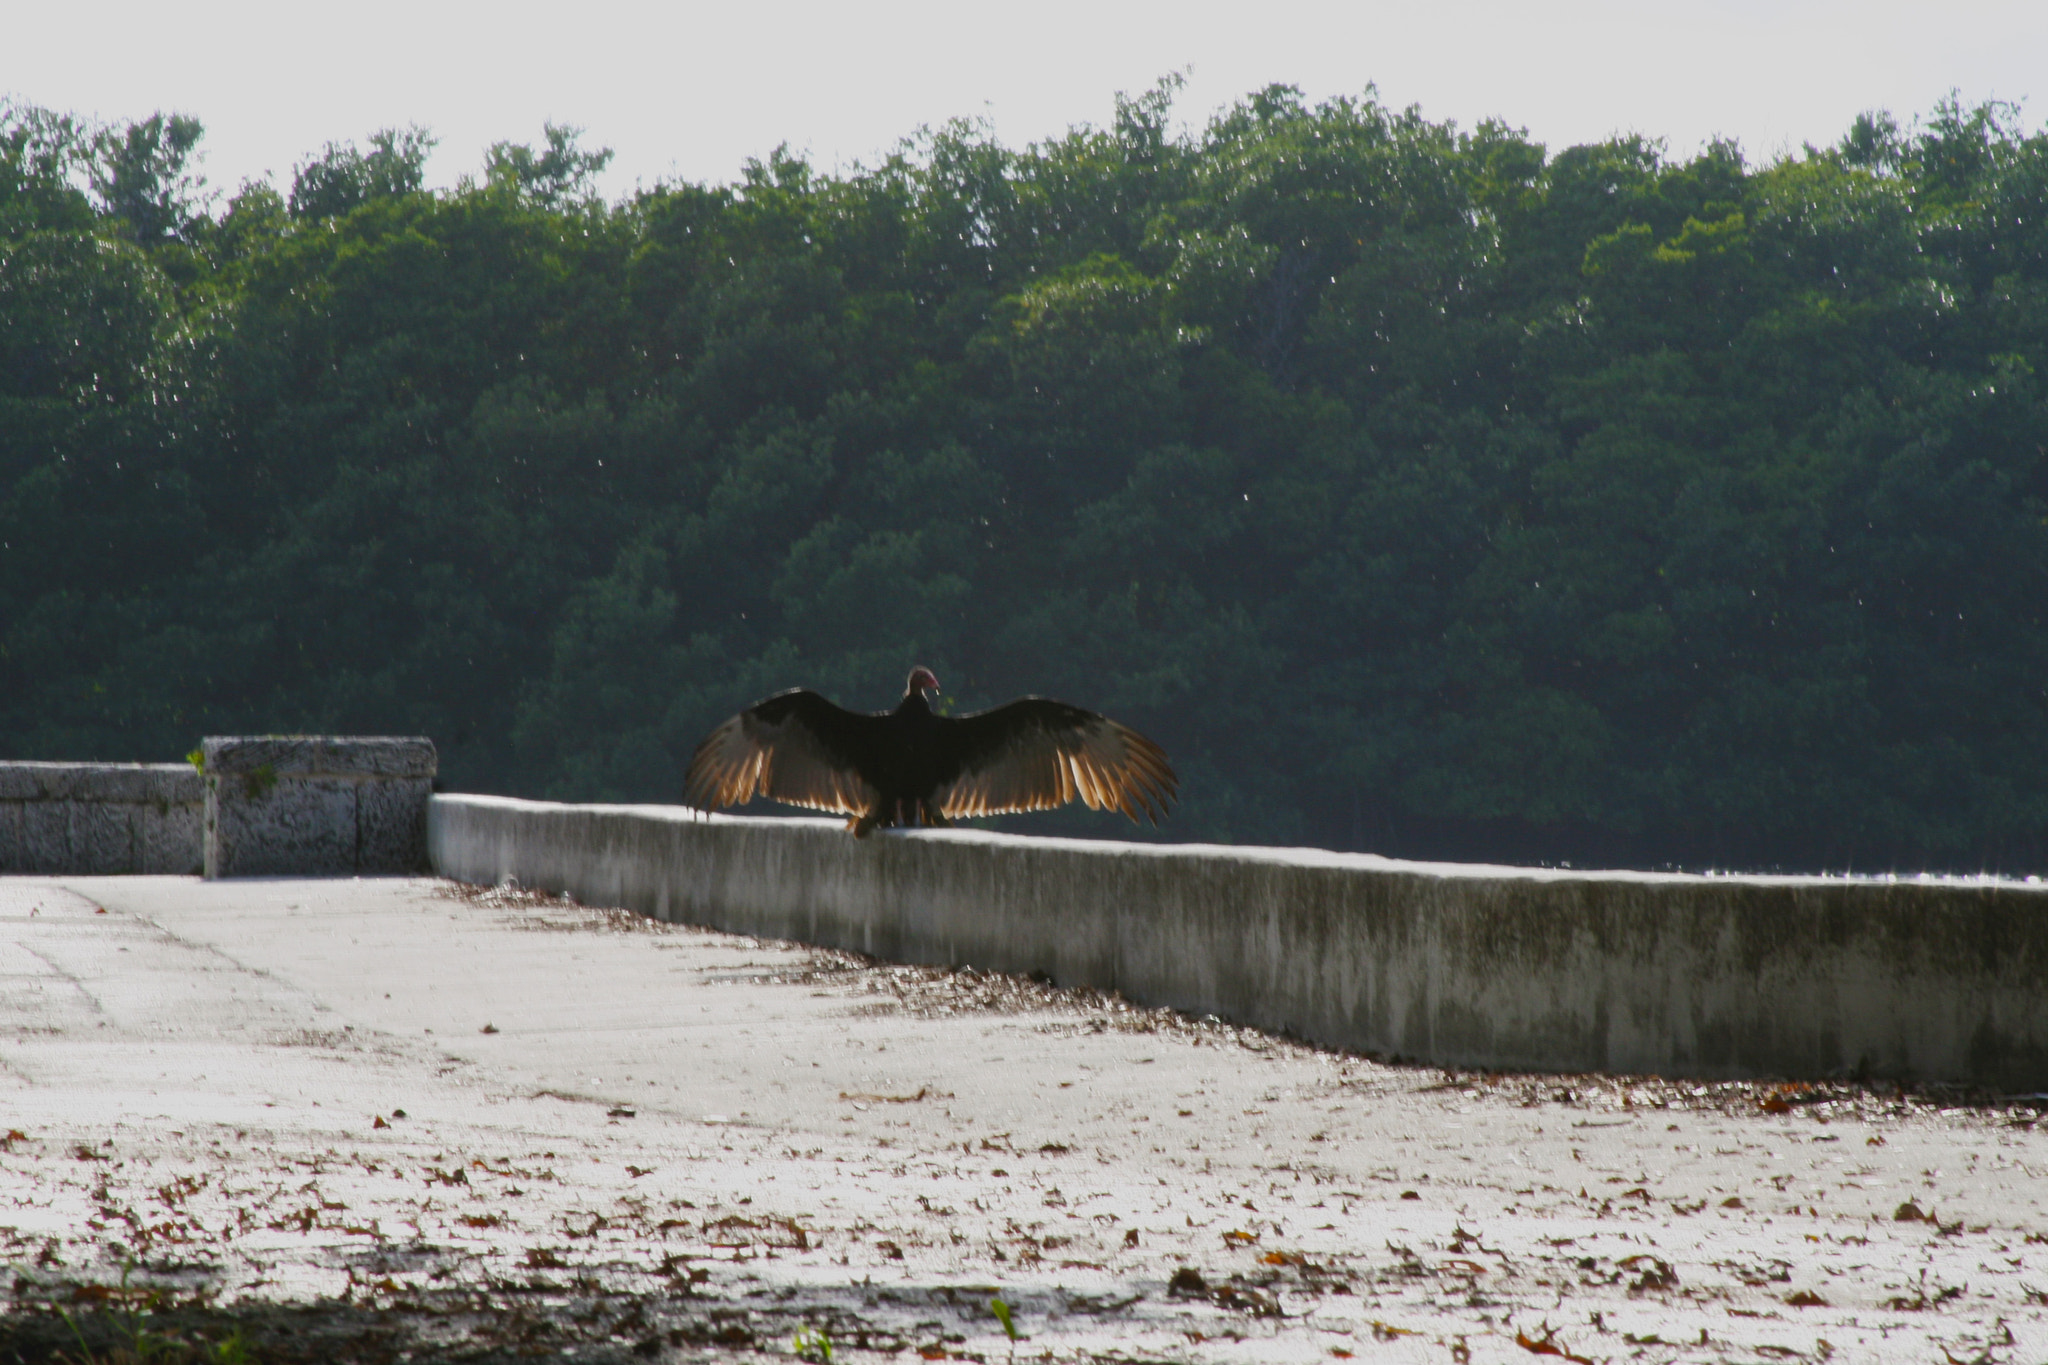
[683,690,883,816]
[932,698,1177,824]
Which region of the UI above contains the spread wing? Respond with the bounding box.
[932,698,1177,824]
[683,689,883,816]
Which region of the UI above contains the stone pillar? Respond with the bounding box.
[203,736,437,879]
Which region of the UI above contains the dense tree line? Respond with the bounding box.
[4,84,2046,871]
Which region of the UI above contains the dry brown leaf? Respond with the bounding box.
[1516,1327,1594,1364]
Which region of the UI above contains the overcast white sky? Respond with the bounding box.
[5,0,2043,201]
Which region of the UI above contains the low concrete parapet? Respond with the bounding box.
[0,762,203,874]
[204,736,436,878]
[429,794,2048,1089]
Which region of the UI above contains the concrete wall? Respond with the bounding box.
[429,794,2048,1090]
[0,763,203,874]
[205,736,436,878]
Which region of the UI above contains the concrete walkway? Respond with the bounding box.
[1,875,2044,1363]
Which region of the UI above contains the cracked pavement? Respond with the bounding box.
[0,874,2044,1363]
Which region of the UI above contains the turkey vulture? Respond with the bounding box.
[684,667,1177,836]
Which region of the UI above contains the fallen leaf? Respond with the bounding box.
[1619,1254,1679,1290]
[372,1116,389,1130]
[1222,1229,1258,1247]
[69,1283,140,1305]
[480,1023,499,1034]
[1400,1190,1421,1201]
[1516,1327,1594,1364]
[1210,1284,1281,1316]
[1786,1290,1827,1307]
[1895,1200,1931,1222]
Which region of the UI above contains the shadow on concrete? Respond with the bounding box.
[1,1271,1035,1364]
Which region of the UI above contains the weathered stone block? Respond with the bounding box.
[0,763,204,874]
[0,802,22,871]
[69,803,133,875]
[209,777,356,878]
[203,736,436,879]
[139,801,204,875]
[357,777,432,874]
[20,803,71,874]
[204,737,435,780]
[0,762,199,805]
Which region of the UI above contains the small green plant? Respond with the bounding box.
[241,764,277,800]
[55,1310,253,1365]
[990,1296,1020,1341]
[184,748,205,775]
[792,1323,834,1363]
[55,1259,176,1363]
[206,1329,255,1365]
[57,1304,95,1362]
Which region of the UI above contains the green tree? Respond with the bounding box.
[486,123,613,208]
[89,112,207,243]
[290,125,436,218]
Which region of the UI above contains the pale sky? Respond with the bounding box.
[5,0,2042,202]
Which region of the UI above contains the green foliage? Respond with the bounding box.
[486,123,613,208]
[290,125,436,219]
[0,102,95,239]
[4,89,2048,871]
[89,112,208,244]
[241,764,277,801]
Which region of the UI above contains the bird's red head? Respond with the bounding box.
[906,666,940,697]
